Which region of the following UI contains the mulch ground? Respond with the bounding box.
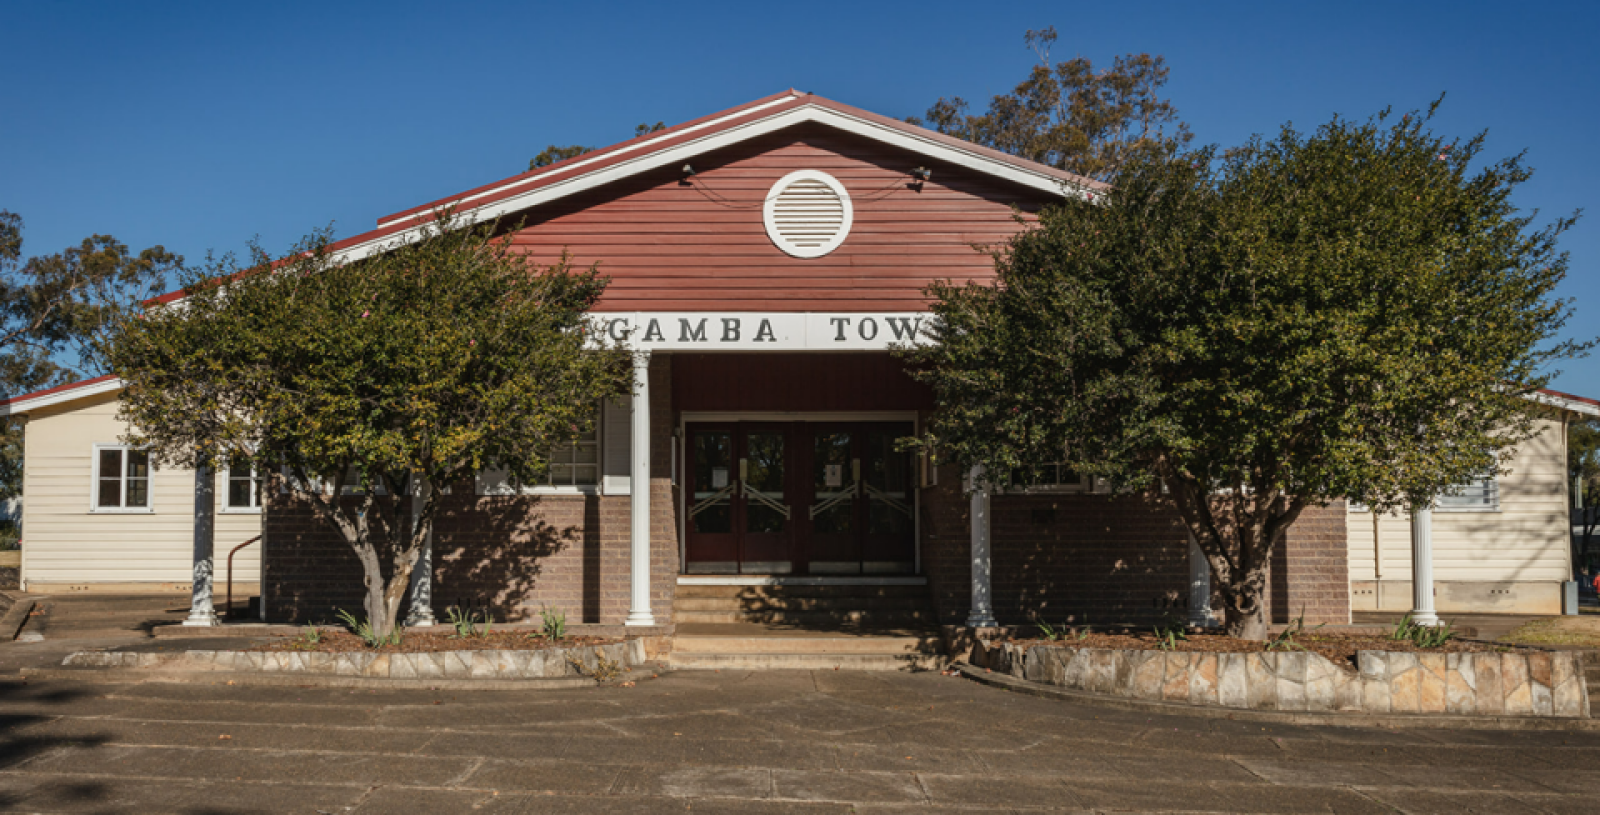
[251,630,623,654]
[0,567,18,591]
[1011,631,1534,672]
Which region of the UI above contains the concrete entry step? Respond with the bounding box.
[669,622,946,671]
[674,609,938,626]
[668,652,944,671]
[678,586,934,598]
[673,635,941,655]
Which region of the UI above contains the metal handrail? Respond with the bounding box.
[225,536,261,620]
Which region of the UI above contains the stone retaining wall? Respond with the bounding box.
[971,642,1590,719]
[64,639,645,680]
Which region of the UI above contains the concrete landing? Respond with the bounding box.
[670,622,946,671]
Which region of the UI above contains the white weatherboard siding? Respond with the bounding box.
[1347,417,1569,614]
[21,393,261,589]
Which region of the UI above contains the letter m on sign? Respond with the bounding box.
[679,319,708,342]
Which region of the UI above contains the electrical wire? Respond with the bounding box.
[686,170,926,210]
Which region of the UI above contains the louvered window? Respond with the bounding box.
[763,170,853,258]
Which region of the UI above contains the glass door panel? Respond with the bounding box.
[738,426,792,573]
[807,428,860,573]
[861,425,915,573]
[685,428,737,573]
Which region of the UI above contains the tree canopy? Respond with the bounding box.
[0,211,179,498]
[104,216,630,635]
[909,27,1191,183]
[903,101,1587,638]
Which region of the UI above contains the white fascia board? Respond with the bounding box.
[1528,390,1600,417]
[0,377,125,417]
[375,93,804,228]
[340,104,1086,267]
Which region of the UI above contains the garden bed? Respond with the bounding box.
[970,638,1590,718]
[62,637,648,681]
[251,630,621,654]
[1005,632,1529,675]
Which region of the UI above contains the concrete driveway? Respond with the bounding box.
[0,667,1594,814]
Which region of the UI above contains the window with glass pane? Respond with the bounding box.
[1437,476,1499,510]
[745,433,787,534]
[95,447,150,509]
[691,431,732,533]
[543,420,599,488]
[227,461,261,509]
[1009,462,1089,492]
[866,431,912,535]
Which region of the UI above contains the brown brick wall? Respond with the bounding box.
[920,464,1349,627]
[263,355,680,627]
[1270,501,1350,625]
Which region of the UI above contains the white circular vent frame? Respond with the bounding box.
[762,170,853,259]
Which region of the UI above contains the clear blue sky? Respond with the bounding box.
[4,1,1596,393]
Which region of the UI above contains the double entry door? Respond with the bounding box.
[684,421,916,575]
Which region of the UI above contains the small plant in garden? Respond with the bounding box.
[1036,619,1064,642]
[446,605,492,639]
[1391,613,1456,648]
[1152,617,1187,651]
[336,608,403,648]
[290,626,323,651]
[531,606,567,640]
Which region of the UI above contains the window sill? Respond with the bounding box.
[476,486,600,497]
[1435,506,1501,514]
[89,507,154,515]
[220,506,263,515]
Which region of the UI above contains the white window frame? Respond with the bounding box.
[221,461,263,514]
[477,404,603,496]
[90,444,154,514]
[1435,475,1500,513]
[1002,462,1093,495]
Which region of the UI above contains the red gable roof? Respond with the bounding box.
[148,90,1099,306]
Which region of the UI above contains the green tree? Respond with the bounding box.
[903,102,1587,639]
[527,122,666,171]
[0,211,180,498]
[104,216,630,636]
[909,27,1191,183]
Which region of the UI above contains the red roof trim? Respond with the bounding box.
[0,374,118,407]
[377,89,809,227]
[1538,387,1600,409]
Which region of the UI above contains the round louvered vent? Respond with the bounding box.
[762,170,853,258]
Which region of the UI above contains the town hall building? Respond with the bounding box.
[4,91,1592,658]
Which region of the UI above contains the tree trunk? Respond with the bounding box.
[1220,564,1269,640]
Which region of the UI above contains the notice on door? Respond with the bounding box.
[824,464,842,487]
[712,468,728,489]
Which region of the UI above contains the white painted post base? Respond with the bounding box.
[183,463,220,627]
[1409,504,1440,626]
[625,350,656,627]
[965,465,998,628]
[405,479,436,627]
[1187,533,1215,628]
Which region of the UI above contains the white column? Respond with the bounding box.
[1409,503,1440,626]
[183,462,220,626]
[405,478,436,626]
[965,465,998,628]
[625,350,656,626]
[1187,532,1213,627]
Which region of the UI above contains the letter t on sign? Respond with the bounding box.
[830,317,852,341]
